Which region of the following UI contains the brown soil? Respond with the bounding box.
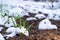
[1,13,60,40]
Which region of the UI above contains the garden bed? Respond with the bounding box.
[1,13,60,40]
[1,1,60,40]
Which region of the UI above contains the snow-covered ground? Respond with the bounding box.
[2,0,60,17]
[0,0,60,40]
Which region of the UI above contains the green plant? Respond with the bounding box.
[14,15,34,30]
[11,17,17,27]
[6,14,34,31]
[0,3,33,31]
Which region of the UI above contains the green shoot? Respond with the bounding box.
[11,17,17,28]
[18,16,33,30]
[23,20,26,27]
[26,23,34,31]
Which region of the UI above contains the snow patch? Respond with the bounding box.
[38,19,57,30]
[0,27,4,31]
[5,27,29,39]
[26,17,36,21]
[39,19,51,24]
[16,27,29,36]
[5,18,17,27]
[4,31,16,39]
[8,7,29,17]
[6,27,16,33]
[35,14,46,19]
[0,16,8,25]
[0,33,5,40]
[47,13,60,20]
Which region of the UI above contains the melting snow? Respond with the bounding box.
[7,7,29,17]
[0,27,3,31]
[26,17,36,21]
[4,31,16,39]
[35,14,46,19]
[5,18,17,27]
[39,19,51,24]
[0,33,5,40]
[2,1,60,20]
[38,19,57,29]
[0,0,60,39]
[0,16,8,25]
[6,27,16,33]
[16,27,29,36]
[6,27,29,39]
[47,13,60,20]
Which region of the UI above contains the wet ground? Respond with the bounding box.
[1,12,60,40]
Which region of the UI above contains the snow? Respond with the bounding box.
[43,2,52,9]
[2,1,60,18]
[5,18,17,27]
[47,13,55,20]
[5,23,15,27]
[38,24,57,29]
[26,17,36,21]
[4,31,16,39]
[0,16,8,25]
[0,33,5,40]
[47,13,60,20]
[55,1,60,9]
[16,27,29,36]
[2,0,18,6]
[28,7,39,14]
[53,15,60,20]
[35,14,46,19]
[0,27,3,31]
[43,2,59,9]
[5,26,28,39]
[6,27,16,33]
[38,19,57,29]
[6,27,29,39]
[0,0,60,39]
[8,7,29,17]
[39,19,51,24]
[41,9,53,14]
[56,9,60,15]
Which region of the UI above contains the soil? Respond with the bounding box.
[1,13,60,40]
